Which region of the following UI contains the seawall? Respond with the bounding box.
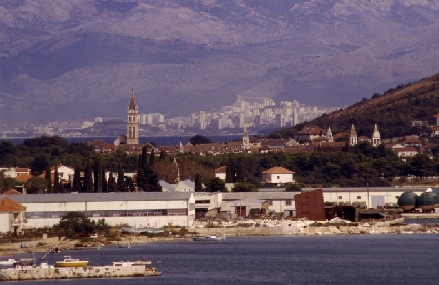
[0,265,160,281]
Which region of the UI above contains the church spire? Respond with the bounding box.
[128,89,138,111]
[326,127,333,142]
[371,124,381,147]
[127,89,139,145]
[349,124,357,146]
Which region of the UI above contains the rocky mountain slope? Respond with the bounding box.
[270,72,439,139]
[1,0,439,123]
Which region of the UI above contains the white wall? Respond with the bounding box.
[322,189,425,208]
[262,173,294,184]
[0,213,10,233]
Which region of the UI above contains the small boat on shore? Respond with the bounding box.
[121,227,164,234]
[0,259,17,267]
[193,235,224,241]
[55,256,88,267]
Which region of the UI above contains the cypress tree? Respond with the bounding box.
[54,165,60,193]
[45,167,52,193]
[117,163,124,192]
[149,148,155,167]
[137,153,145,191]
[101,165,107,192]
[84,159,93,193]
[195,173,202,192]
[72,166,82,193]
[159,150,166,160]
[93,156,100,193]
[108,172,116,192]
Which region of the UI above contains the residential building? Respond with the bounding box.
[261,167,295,185]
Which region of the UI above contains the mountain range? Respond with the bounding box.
[270,72,439,139]
[1,0,439,123]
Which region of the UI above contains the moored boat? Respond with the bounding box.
[55,256,88,267]
[0,259,17,267]
[113,260,152,266]
[121,227,164,234]
[193,235,224,241]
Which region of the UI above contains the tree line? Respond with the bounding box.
[1,136,438,193]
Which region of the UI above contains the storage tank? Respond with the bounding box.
[397,192,418,212]
[415,192,439,212]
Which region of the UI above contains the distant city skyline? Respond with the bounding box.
[0,95,339,138]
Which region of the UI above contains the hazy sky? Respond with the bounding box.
[1,0,439,122]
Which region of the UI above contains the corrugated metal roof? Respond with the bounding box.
[4,192,192,203]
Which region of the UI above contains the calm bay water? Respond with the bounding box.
[3,234,439,285]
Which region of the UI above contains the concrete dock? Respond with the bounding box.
[0,264,161,281]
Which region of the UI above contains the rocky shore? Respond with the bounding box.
[1,218,438,257]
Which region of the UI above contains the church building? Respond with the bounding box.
[114,90,140,148]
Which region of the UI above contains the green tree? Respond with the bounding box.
[45,167,52,193]
[55,212,98,238]
[72,166,82,192]
[117,163,124,192]
[149,148,155,167]
[189,134,212,145]
[93,156,101,193]
[101,165,107,192]
[204,177,227,192]
[107,172,117,192]
[31,154,51,175]
[285,183,302,192]
[25,176,47,194]
[53,165,60,193]
[0,173,17,193]
[84,159,93,193]
[232,182,258,192]
[194,173,203,192]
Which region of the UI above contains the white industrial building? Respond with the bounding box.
[4,192,195,230]
[1,186,435,233]
[307,187,428,208]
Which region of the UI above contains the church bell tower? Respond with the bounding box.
[127,89,139,145]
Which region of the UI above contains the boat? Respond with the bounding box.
[121,227,164,234]
[0,259,17,266]
[113,260,152,266]
[55,256,89,267]
[193,235,224,241]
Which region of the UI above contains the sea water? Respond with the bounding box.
[4,234,439,285]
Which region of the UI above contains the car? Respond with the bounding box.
[90,233,98,238]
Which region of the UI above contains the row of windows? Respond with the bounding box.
[337,196,399,200]
[25,208,189,219]
[267,200,293,206]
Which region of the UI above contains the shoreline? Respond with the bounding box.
[2,219,439,258]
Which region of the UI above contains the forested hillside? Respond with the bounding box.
[270,72,439,139]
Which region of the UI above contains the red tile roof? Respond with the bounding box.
[261,166,294,174]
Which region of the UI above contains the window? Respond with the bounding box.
[356,196,361,199]
[285,200,292,206]
[277,176,280,179]
[338,196,342,200]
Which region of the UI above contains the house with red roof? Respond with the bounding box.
[261,166,295,185]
